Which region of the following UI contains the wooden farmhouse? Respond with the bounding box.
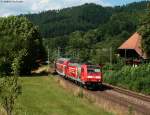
[118,32,148,65]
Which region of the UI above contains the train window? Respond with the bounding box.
[87,65,101,73]
[87,68,100,73]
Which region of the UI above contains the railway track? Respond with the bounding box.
[94,91,150,115]
[97,84,150,115]
[53,74,150,115]
[103,83,150,103]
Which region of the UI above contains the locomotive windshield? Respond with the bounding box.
[87,65,100,73]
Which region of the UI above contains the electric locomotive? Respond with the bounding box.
[55,58,103,88]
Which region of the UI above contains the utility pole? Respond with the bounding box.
[110,47,112,65]
[57,47,60,58]
[77,48,79,60]
[146,2,150,13]
[48,46,50,68]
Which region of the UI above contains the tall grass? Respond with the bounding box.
[104,64,150,95]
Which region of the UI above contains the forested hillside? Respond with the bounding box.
[23,1,150,63]
[25,3,112,38]
[24,1,149,38]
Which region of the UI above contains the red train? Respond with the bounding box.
[55,58,103,88]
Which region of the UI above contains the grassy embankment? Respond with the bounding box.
[4,76,113,115]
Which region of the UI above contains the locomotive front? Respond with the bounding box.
[81,64,103,87]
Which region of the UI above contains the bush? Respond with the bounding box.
[0,16,45,75]
[104,64,150,95]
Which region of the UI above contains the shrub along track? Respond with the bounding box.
[52,74,150,115]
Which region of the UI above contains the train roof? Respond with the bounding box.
[68,62,81,67]
[56,58,100,66]
[57,58,70,61]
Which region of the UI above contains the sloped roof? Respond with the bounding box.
[118,32,147,59]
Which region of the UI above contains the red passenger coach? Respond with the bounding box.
[55,58,103,88]
[55,58,70,76]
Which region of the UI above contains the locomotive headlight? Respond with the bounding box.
[95,76,101,79]
[87,76,93,78]
[87,76,101,79]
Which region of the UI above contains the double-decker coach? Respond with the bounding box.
[55,58,70,76]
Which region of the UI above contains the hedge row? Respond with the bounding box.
[104,64,150,95]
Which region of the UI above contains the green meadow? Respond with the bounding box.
[8,76,113,115]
